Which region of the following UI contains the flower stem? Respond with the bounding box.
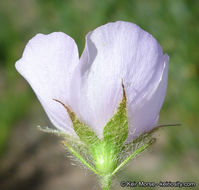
[101,175,111,190]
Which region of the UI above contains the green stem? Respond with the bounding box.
[101,175,111,190]
[111,140,154,177]
[62,141,101,176]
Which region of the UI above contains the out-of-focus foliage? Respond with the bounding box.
[0,0,198,188]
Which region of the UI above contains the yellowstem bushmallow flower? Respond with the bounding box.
[15,21,169,190]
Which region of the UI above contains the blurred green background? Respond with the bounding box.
[0,0,199,189]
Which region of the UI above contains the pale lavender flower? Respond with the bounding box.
[15,21,169,142]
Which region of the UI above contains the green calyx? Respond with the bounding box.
[49,83,156,189]
[55,83,129,176]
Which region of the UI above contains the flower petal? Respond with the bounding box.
[15,32,79,134]
[71,21,168,139]
[126,54,169,141]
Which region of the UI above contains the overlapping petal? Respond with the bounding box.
[70,21,168,140]
[15,32,79,134]
[126,54,169,141]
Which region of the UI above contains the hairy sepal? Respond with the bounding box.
[103,83,128,149]
[92,83,129,174]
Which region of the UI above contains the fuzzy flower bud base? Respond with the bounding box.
[39,84,156,190]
